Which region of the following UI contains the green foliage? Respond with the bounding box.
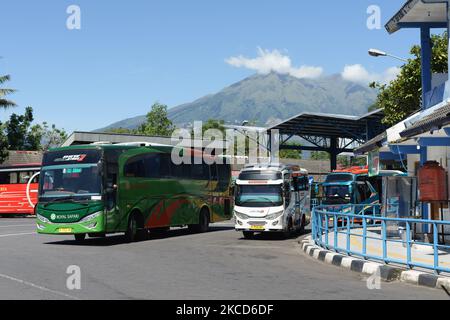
[370,32,448,127]
[0,74,16,109]
[33,122,68,151]
[106,127,136,134]
[0,107,67,162]
[5,107,38,150]
[311,151,330,161]
[201,119,225,135]
[138,102,176,137]
[280,143,302,160]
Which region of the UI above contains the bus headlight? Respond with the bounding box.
[80,211,103,223]
[234,211,249,220]
[265,211,284,220]
[37,214,50,224]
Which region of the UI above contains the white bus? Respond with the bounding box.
[233,164,310,239]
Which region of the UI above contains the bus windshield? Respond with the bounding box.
[323,185,351,205]
[39,164,101,200]
[235,184,283,207]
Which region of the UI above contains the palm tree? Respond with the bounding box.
[0,74,16,109]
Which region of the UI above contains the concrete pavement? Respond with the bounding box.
[0,218,447,300]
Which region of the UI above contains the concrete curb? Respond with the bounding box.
[299,236,450,292]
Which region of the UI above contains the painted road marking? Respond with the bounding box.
[0,272,79,300]
[0,224,35,228]
[0,232,35,238]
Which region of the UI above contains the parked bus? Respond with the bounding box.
[321,168,379,216]
[0,164,40,216]
[35,143,233,242]
[233,164,309,239]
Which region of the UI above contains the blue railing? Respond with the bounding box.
[312,205,450,275]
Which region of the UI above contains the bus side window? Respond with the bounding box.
[19,172,31,184]
[9,172,18,184]
[0,172,10,184]
[217,164,231,192]
[357,183,367,202]
[210,163,218,182]
[124,157,145,178]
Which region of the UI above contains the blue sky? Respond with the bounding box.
[0,0,443,133]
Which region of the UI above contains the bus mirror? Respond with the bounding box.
[106,184,117,193]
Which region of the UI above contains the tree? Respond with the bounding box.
[311,151,330,161]
[201,119,225,135]
[0,74,16,109]
[0,107,67,162]
[280,143,302,160]
[370,32,448,127]
[5,107,38,150]
[106,127,136,134]
[34,122,68,151]
[138,102,175,137]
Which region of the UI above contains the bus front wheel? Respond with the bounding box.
[125,212,147,242]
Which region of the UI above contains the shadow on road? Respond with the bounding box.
[237,227,311,242]
[43,225,235,247]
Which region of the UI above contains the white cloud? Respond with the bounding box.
[225,48,323,79]
[341,64,400,84]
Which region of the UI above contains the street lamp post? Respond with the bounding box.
[368,48,408,62]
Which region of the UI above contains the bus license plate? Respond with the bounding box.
[58,228,73,234]
[250,226,265,231]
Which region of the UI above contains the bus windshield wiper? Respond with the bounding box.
[43,196,89,207]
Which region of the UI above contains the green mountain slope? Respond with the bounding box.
[98,72,377,131]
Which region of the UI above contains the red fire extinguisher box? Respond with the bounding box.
[418,161,448,202]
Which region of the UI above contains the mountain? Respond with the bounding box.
[98,72,377,131]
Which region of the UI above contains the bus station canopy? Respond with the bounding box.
[386,0,447,34]
[268,109,385,142]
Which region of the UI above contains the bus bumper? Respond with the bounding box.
[36,214,105,235]
[235,218,285,232]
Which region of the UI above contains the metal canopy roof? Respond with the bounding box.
[354,132,388,155]
[400,101,450,138]
[386,0,447,34]
[268,109,386,141]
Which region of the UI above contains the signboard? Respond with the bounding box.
[368,151,380,177]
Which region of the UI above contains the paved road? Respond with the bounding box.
[0,218,447,300]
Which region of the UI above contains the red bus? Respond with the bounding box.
[0,163,40,216]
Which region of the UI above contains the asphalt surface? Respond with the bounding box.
[0,217,447,300]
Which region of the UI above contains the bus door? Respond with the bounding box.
[104,150,122,232]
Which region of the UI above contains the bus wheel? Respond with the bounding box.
[125,213,139,242]
[299,215,306,234]
[243,231,254,239]
[283,219,293,239]
[189,208,210,233]
[74,234,86,242]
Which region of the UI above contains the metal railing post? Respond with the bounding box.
[433,223,439,275]
[406,221,412,269]
[334,214,338,252]
[346,215,351,255]
[382,220,387,263]
[363,215,367,259]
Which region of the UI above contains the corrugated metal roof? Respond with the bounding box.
[385,0,447,34]
[400,102,450,138]
[354,132,387,155]
[268,109,386,140]
[0,151,43,168]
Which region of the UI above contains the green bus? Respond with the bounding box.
[35,143,233,242]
